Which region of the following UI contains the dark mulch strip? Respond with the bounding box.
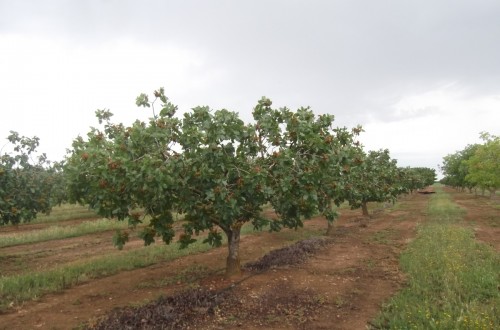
[85,237,332,329]
[244,237,333,271]
[85,288,230,330]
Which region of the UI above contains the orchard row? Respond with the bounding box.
[1,88,436,275]
[440,132,499,197]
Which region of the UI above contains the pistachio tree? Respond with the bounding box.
[65,89,359,276]
[252,100,362,235]
[0,132,63,225]
[465,132,500,197]
[440,144,479,191]
[174,104,269,275]
[346,149,403,216]
[412,167,437,187]
[400,167,437,194]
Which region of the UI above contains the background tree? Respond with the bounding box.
[399,167,423,194]
[345,149,403,216]
[399,167,437,194]
[465,132,500,198]
[440,144,479,192]
[412,167,437,188]
[0,132,62,225]
[317,126,363,235]
[252,100,362,236]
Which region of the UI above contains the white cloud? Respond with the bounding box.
[0,34,229,160]
[1,1,500,171]
[360,84,500,173]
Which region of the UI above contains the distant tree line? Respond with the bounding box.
[0,132,65,225]
[440,132,499,197]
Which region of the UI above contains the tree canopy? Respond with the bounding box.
[441,132,499,197]
[0,132,64,225]
[345,149,403,216]
[441,144,479,191]
[464,133,499,197]
[64,88,361,275]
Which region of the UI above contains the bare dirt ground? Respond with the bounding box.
[0,231,146,276]
[0,189,497,330]
[446,187,500,252]
[0,222,187,276]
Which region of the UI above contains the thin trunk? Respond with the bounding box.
[224,226,242,277]
[324,201,336,236]
[326,220,334,235]
[361,201,369,217]
[489,189,497,199]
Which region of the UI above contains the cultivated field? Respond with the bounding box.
[0,186,498,329]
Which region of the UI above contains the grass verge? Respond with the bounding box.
[33,204,97,224]
[371,186,500,329]
[0,239,214,311]
[0,218,143,248]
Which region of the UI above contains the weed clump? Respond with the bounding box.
[244,237,333,271]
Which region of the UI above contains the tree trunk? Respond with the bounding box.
[224,226,242,277]
[361,201,369,217]
[489,189,497,199]
[326,220,334,235]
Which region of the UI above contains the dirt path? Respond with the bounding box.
[445,186,500,251]
[2,190,495,329]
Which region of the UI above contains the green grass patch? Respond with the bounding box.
[0,221,324,311]
[426,191,466,224]
[337,201,351,210]
[369,228,397,245]
[387,201,403,212]
[33,204,98,224]
[372,187,500,329]
[0,218,145,248]
[0,238,215,311]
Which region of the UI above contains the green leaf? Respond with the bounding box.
[112,230,129,250]
[138,227,156,246]
[135,93,150,108]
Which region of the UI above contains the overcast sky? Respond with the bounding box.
[1,0,499,177]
